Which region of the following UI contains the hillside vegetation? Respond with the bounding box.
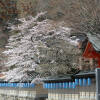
[0,0,100,81]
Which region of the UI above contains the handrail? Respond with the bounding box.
[0,83,35,88]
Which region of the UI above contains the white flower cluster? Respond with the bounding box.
[3,12,78,82]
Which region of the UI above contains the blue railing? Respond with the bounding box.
[75,78,91,86]
[43,78,92,89]
[0,83,35,88]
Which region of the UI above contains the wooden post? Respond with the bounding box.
[89,58,95,70]
[79,57,83,70]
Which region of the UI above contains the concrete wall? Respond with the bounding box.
[0,87,36,100]
[0,84,47,100]
[47,79,96,100]
[35,84,48,98]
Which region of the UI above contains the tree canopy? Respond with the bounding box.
[3,12,80,82]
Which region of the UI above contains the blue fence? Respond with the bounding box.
[0,83,35,88]
[43,78,92,89]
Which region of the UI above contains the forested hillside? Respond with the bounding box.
[0,0,100,81]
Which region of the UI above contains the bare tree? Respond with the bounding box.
[67,0,100,34]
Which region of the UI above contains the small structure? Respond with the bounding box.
[77,33,100,71]
[43,71,96,100]
[83,34,100,68]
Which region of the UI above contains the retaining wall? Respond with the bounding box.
[0,83,47,100]
[44,78,96,100]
